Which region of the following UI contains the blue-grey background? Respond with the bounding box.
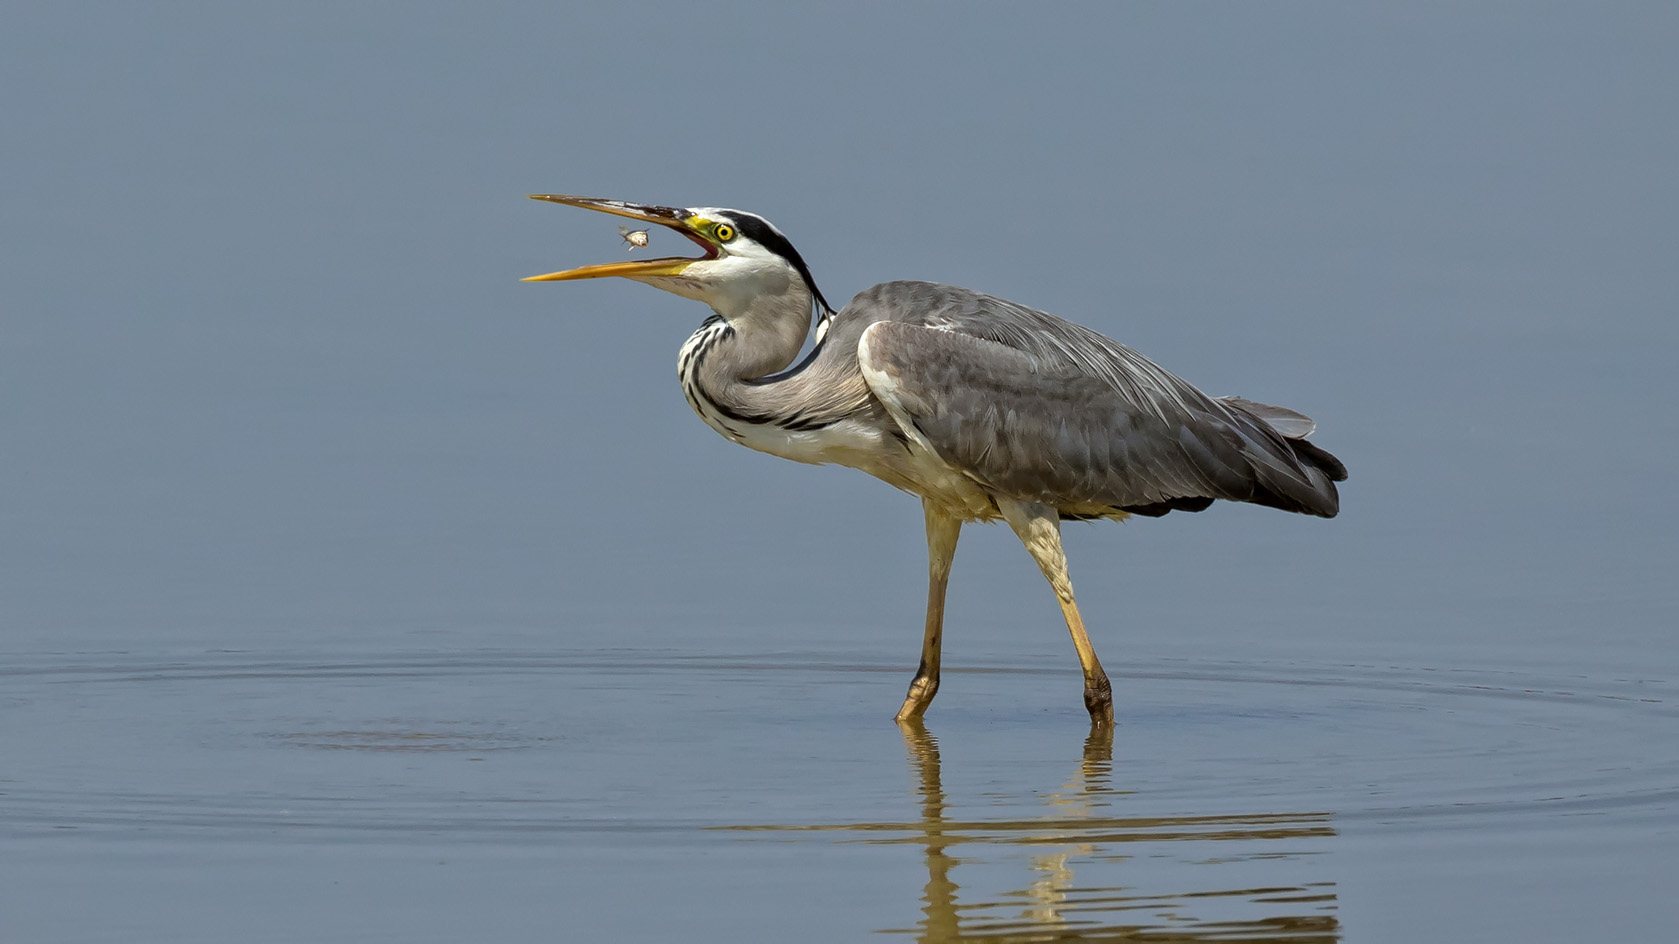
[6,2,1672,662]
[3,3,1676,942]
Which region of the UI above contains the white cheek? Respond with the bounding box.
[696,254,792,299]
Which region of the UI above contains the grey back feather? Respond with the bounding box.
[845,281,1345,518]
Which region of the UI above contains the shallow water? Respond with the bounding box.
[5,3,1678,941]
[5,645,1674,942]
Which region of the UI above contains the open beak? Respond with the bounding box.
[522,194,720,282]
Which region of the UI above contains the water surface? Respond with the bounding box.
[5,645,1673,941]
[4,4,1677,942]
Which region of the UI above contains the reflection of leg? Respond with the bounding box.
[898,720,959,942]
[899,719,943,813]
[1024,728,1116,927]
[896,501,962,722]
[885,720,1340,940]
[1081,723,1114,791]
[997,498,1115,726]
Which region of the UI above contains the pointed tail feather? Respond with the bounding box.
[1220,397,1348,518]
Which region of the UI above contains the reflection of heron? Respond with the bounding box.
[900,723,1119,939]
[893,722,1341,942]
[719,723,1339,940]
[902,723,959,938]
[526,195,1347,724]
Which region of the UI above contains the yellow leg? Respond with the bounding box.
[895,500,963,722]
[998,498,1114,726]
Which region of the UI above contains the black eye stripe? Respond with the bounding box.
[714,211,834,313]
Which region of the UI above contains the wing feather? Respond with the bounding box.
[849,282,1343,517]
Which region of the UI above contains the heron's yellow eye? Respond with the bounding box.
[714,223,736,242]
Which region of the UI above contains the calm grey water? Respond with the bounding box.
[4,3,1678,942]
[4,641,1675,941]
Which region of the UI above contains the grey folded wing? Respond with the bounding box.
[852,288,1342,517]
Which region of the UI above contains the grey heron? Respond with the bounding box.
[524,195,1346,726]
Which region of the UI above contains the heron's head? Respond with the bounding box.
[523,195,832,317]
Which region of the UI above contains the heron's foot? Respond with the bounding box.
[1083,676,1114,727]
[894,674,939,722]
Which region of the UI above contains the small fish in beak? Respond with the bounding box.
[618,225,650,251]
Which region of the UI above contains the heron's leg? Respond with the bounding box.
[895,500,963,722]
[997,498,1114,726]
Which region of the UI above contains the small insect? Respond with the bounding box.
[618,225,649,251]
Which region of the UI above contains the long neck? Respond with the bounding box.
[704,282,813,381]
[677,283,827,439]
